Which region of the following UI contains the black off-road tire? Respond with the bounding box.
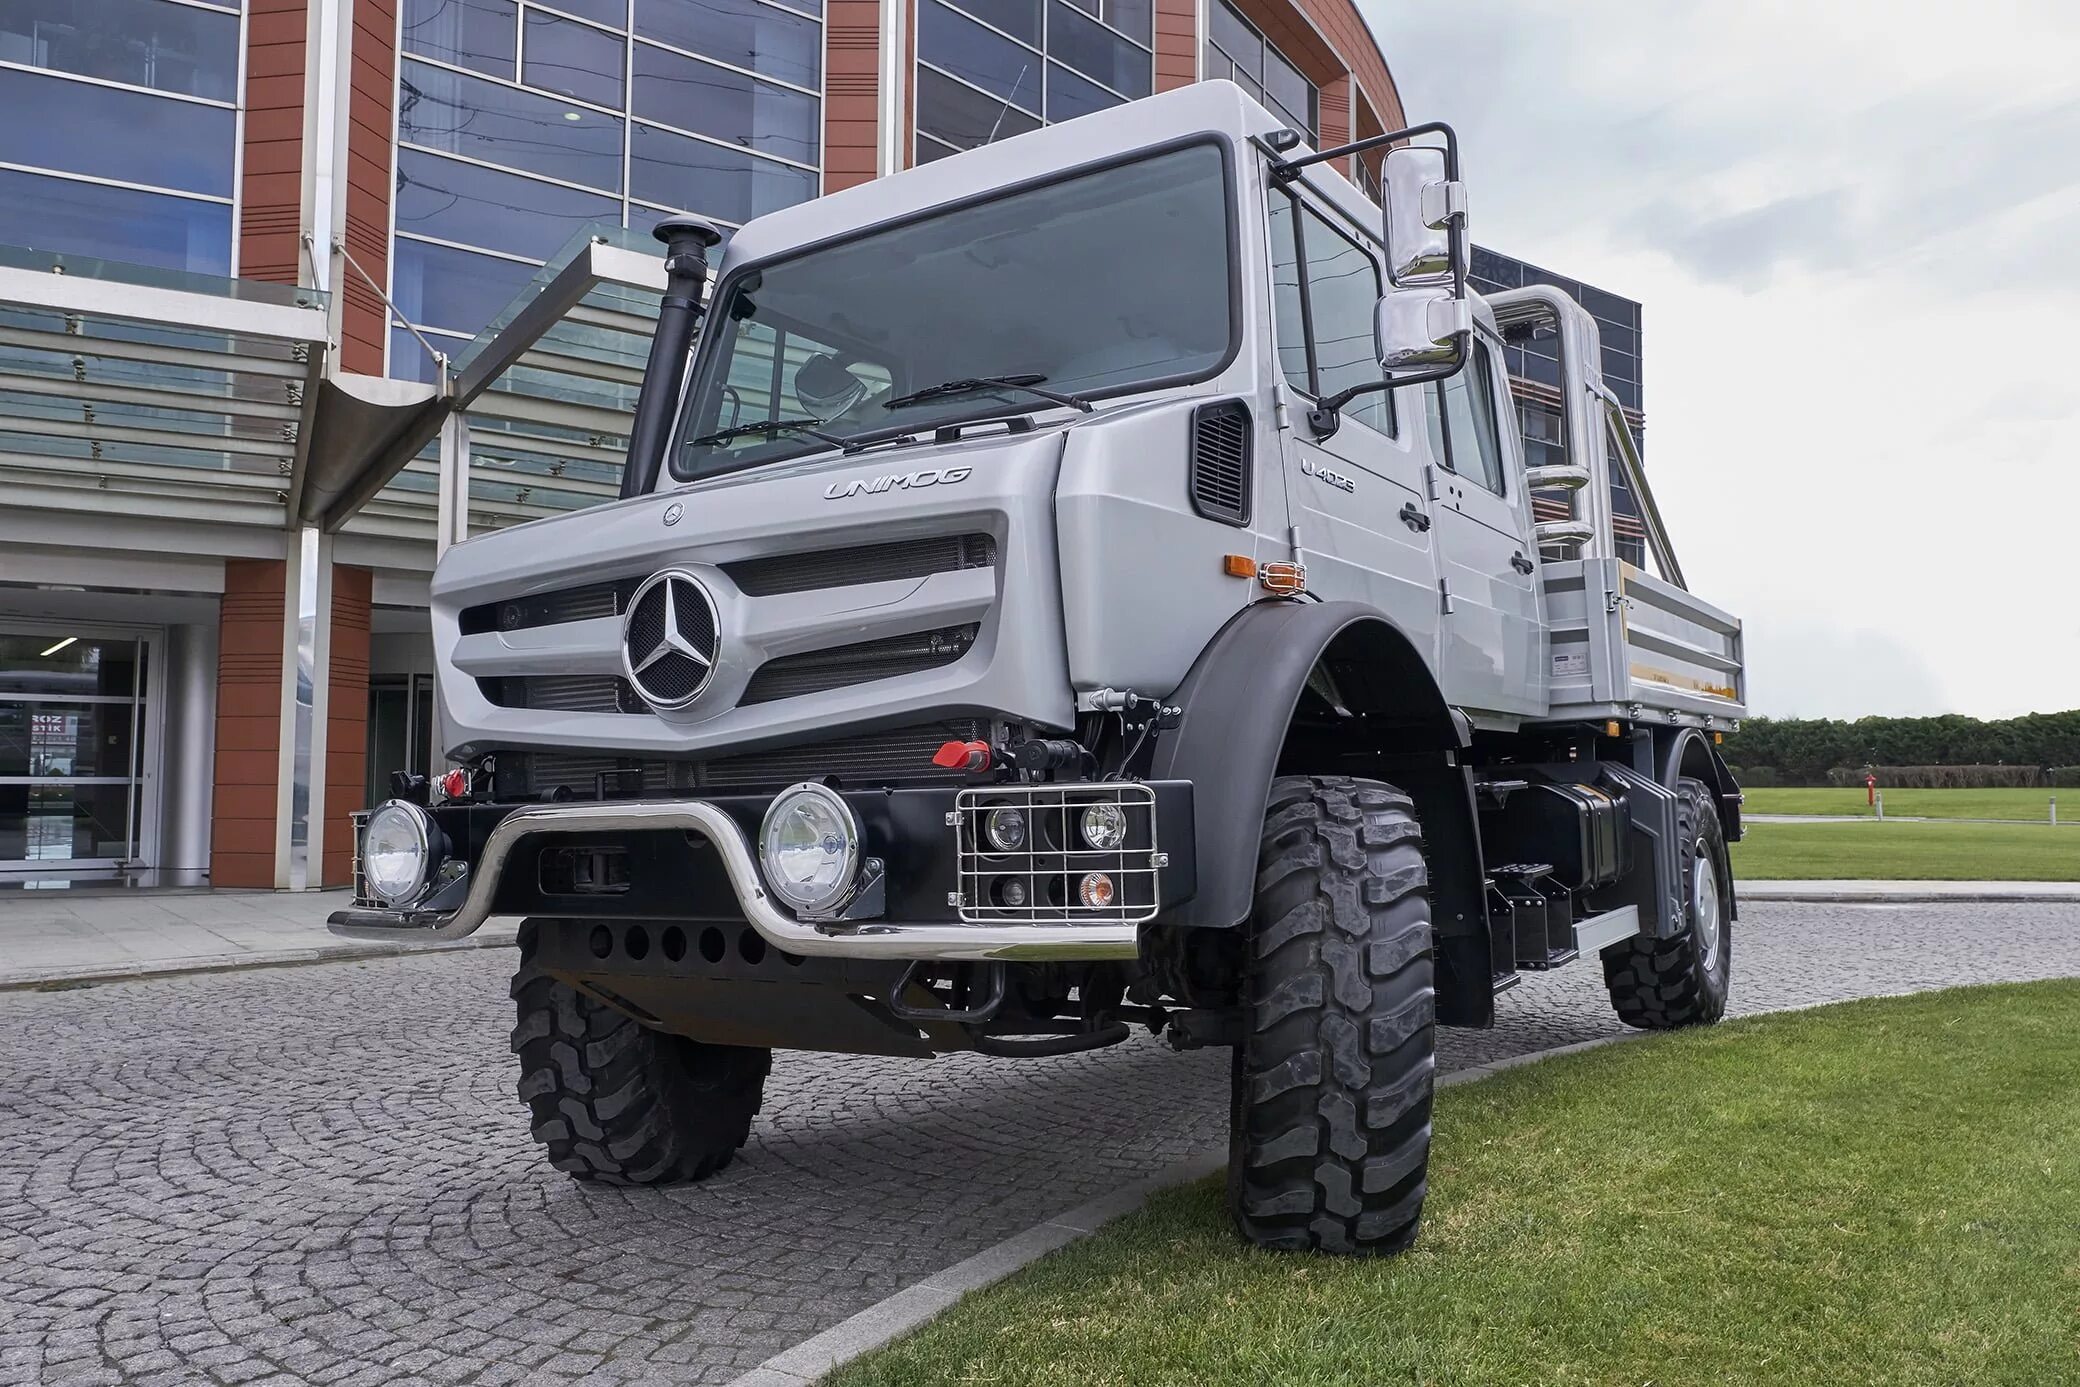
[1228,776,1435,1256]
[1601,777,1732,1029]
[510,921,771,1184]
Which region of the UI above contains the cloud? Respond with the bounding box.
[1364,0,2080,718]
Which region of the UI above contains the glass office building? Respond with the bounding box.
[4,0,1661,889]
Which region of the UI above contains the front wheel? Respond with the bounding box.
[1228,776,1436,1256]
[510,921,771,1184]
[1601,777,1732,1029]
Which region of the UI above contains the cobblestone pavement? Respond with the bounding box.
[4,901,2077,1386]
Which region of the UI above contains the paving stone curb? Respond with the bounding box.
[719,1032,1644,1387]
[0,933,521,993]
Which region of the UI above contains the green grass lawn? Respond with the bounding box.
[1728,819,2080,880]
[1743,786,2068,821]
[831,982,2080,1387]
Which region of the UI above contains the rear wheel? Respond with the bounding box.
[510,921,771,1184]
[1601,777,1731,1029]
[1228,776,1435,1256]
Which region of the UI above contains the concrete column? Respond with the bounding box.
[159,622,219,886]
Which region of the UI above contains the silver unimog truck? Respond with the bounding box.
[333,80,1747,1256]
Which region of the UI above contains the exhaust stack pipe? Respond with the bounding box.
[619,215,724,499]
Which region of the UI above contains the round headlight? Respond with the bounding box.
[984,806,1027,852]
[1080,802,1128,851]
[759,783,861,916]
[363,800,436,905]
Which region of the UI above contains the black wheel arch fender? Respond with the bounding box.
[1655,726,1744,844]
[1151,599,1468,936]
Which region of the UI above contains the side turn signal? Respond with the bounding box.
[1222,554,1257,579]
[1258,561,1306,597]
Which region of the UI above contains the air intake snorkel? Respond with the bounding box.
[619,215,724,499]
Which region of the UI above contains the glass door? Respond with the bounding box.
[0,627,161,876]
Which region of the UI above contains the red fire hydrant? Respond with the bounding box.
[1865,772,1877,807]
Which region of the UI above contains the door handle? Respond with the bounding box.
[1510,551,1536,575]
[1399,502,1431,533]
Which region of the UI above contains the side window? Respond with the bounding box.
[1430,340,1506,495]
[1267,193,1395,437]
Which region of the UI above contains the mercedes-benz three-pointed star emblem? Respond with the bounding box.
[621,569,720,709]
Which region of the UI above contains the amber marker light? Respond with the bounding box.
[1222,554,1257,579]
[1258,562,1306,596]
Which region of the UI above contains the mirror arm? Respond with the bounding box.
[1305,342,1471,439]
[1270,120,1461,185]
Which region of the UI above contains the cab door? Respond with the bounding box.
[1423,335,1544,717]
[1266,189,1441,671]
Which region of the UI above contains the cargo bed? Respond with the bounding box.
[1537,557,1746,727]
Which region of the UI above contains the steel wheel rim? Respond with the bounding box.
[1693,840,1723,973]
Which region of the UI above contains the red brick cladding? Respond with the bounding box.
[825,0,882,191]
[240,0,307,285]
[212,561,287,889]
[343,0,399,374]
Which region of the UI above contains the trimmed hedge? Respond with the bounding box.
[1721,711,2080,785]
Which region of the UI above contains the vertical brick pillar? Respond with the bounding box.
[343,0,398,374]
[321,566,373,888]
[212,560,288,889]
[239,0,308,284]
[1153,0,1197,91]
[824,0,881,192]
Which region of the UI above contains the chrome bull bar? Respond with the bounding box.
[325,798,1142,961]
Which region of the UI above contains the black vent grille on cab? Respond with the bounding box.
[1188,400,1251,526]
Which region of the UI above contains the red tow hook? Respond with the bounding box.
[931,740,993,772]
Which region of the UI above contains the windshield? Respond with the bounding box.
[673,141,1235,479]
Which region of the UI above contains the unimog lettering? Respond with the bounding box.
[823,466,973,500]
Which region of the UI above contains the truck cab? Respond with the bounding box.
[331,80,1746,1257]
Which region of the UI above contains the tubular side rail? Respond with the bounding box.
[326,799,1143,962]
[1597,385,1686,590]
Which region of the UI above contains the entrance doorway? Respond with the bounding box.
[366,673,435,807]
[0,626,163,878]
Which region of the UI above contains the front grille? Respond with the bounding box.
[480,675,635,714]
[460,581,624,635]
[497,719,991,799]
[721,533,996,597]
[740,624,978,706]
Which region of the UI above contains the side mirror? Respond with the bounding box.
[1376,145,1470,376]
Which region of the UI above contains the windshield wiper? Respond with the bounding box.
[688,417,856,450]
[883,374,1093,413]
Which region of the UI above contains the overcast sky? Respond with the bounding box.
[1363,0,2080,719]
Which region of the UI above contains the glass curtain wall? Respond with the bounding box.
[913,0,1153,162]
[0,0,243,275]
[390,0,826,377]
[1202,0,1313,141]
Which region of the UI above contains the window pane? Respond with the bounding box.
[942,0,1040,47]
[913,65,1040,151]
[0,169,229,274]
[1044,59,1120,121]
[0,68,233,197]
[0,701,138,778]
[915,132,960,164]
[523,9,626,107]
[392,238,540,336]
[401,0,517,80]
[1102,0,1150,47]
[628,122,817,224]
[1266,196,1308,395]
[633,41,819,165]
[394,149,621,261]
[680,143,1233,477]
[920,1,1041,113]
[548,0,628,25]
[1261,44,1311,133]
[0,0,239,101]
[1208,0,1258,73]
[1047,1,1148,97]
[1440,343,1504,493]
[1300,208,1389,435]
[636,0,822,91]
[399,59,624,190]
[0,636,138,698]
